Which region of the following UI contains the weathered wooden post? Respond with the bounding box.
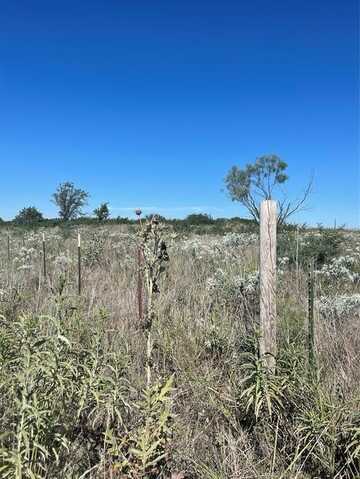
[259,200,277,370]
[77,232,82,295]
[7,233,11,285]
[42,232,47,279]
[307,260,316,373]
[295,226,300,292]
[135,209,143,323]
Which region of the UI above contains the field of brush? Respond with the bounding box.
[0,222,359,478]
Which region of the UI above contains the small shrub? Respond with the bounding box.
[14,207,43,225]
[301,228,344,267]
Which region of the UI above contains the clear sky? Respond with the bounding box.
[0,0,359,226]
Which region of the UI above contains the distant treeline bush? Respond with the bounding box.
[0,214,346,238]
[0,213,259,233]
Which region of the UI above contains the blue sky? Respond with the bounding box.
[0,0,358,226]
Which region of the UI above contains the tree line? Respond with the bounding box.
[4,182,108,225]
[1,155,311,226]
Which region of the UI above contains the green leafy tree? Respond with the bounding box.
[225,154,311,225]
[14,206,43,224]
[52,182,89,221]
[93,202,110,221]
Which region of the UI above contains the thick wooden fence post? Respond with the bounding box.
[259,200,277,370]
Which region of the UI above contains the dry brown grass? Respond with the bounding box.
[0,223,359,478]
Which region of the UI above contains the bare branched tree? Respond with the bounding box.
[224,154,312,225]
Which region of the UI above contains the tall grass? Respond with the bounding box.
[0,223,359,478]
